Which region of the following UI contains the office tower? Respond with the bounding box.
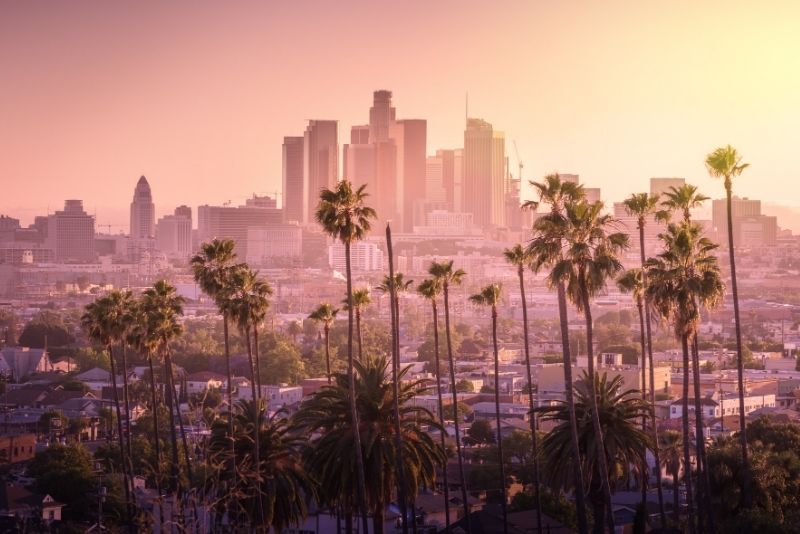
[246,224,303,266]
[584,187,602,204]
[426,155,446,203]
[369,90,396,143]
[712,197,776,246]
[650,177,685,198]
[463,118,506,228]
[156,207,192,259]
[197,197,282,259]
[390,119,427,230]
[351,125,370,144]
[130,176,155,239]
[303,120,338,224]
[433,149,463,212]
[282,136,305,224]
[46,200,95,262]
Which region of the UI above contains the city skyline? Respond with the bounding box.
[3,1,800,229]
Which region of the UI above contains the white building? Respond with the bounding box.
[669,392,777,419]
[328,241,383,272]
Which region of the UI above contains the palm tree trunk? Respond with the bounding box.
[120,343,135,498]
[107,344,133,529]
[672,462,679,522]
[163,350,184,529]
[385,225,410,534]
[680,334,696,534]
[324,324,332,384]
[430,299,451,532]
[443,282,471,530]
[345,240,371,534]
[691,334,715,533]
[556,281,589,534]
[580,281,615,534]
[639,221,666,525]
[726,182,751,508]
[169,355,198,529]
[636,300,648,509]
[243,327,265,528]
[490,306,509,533]
[222,314,236,488]
[517,266,542,534]
[356,308,363,363]
[146,355,165,529]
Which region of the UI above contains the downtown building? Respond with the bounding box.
[129,176,156,261]
[45,200,95,263]
[197,196,283,260]
[463,118,506,229]
[156,205,193,260]
[711,196,777,247]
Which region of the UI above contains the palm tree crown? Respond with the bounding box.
[315,180,377,244]
[660,184,709,223]
[705,144,749,192]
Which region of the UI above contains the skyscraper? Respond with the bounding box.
[463,118,506,228]
[282,136,305,224]
[390,119,427,231]
[156,206,192,259]
[130,176,155,239]
[303,120,338,224]
[46,200,95,262]
[369,90,396,143]
[197,197,282,259]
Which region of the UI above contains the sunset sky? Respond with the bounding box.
[2,1,799,230]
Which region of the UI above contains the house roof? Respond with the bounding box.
[0,483,61,512]
[75,367,111,382]
[187,371,226,382]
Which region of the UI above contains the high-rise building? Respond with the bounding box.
[584,187,602,204]
[46,200,95,262]
[303,120,338,224]
[369,90,396,143]
[130,176,155,239]
[425,155,446,203]
[390,119,427,230]
[650,177,685,198]
[156,206,192,259]
[197,198,282,259]
[433,149,463,212]
[712,197,775,246]
[282,136,305,224]
[463,118,506,228]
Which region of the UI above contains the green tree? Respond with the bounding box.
[309,303,340,383]
[19,310,75,348]
[706,145,752,507]
[455,379,475,393]
[658,430,683,523]
[28,444,96,521]
[315,179,377,532]
[465,419,495,446]
[293,355,444,534]
[536,373,650,534]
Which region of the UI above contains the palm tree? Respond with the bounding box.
[126,299,165,527]
[308,303,340,383]
[646,222,725,533]
[503,244,543,534]
[622,192,667,524]
[208,400,316,531]
[557,200,628,533]
[536,372,650,534]
[82,293,133,525]
[191,238,239,464]
[315,179,377,533]
[660,184,709,224]
[344,288,371,361]
[417,277,451,531]
[469,283,509,533]
[658,430,683,522]
[526,173,589,534]
[294,355,445,534]
[428,260,471,527]
[141,280,187,522]
[705,144,751,506]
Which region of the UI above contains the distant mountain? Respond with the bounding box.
[763,203,800,234]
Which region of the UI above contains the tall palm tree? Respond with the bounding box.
[503,244,543,534]
[294,355,445,534]
[309,303,340,383]
[557,200,628,534]
[382,224,412,533]
[622,192,667,524]
[536,372,650,534]
[469,283,509,533]
[705,144,752,506]
[344,288,371,361]
[126,299,165,527]
[315,179,377,533]
[208,401,317,531]
[428,260,470,528]
[646,222,724,533]
[658,430,683,522]
[141,280,187,523]
[526,173,589,534]
[417,278,451,531]
[191,238,239,464]
[82,293,133,526]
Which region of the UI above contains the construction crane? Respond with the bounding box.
[513,140,524,182]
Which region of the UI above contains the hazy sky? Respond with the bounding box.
[2,1,799,230]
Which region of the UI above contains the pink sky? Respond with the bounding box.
[2,1,799,230]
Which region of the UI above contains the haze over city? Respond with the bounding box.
[3,0,800,229]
